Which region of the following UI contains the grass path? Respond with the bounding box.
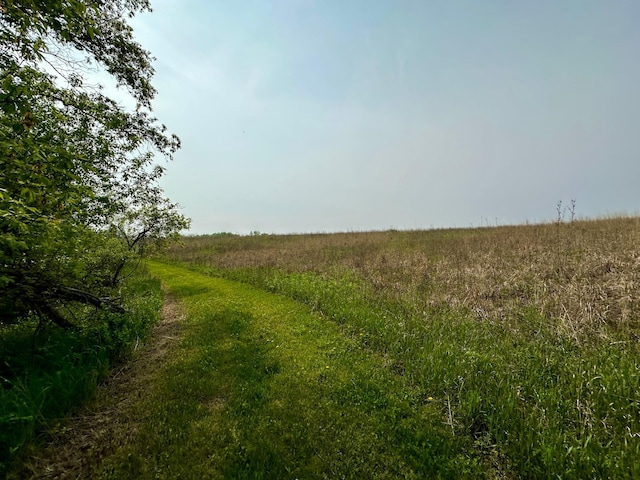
[14,261,479,478]
[93,261,478,479]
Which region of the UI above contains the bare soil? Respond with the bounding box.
[10,292,184,480]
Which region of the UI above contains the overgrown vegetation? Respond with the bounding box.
[170,216,640,342]
[1,267,163,477]
[163,216,640,478]
[1,1,186,474]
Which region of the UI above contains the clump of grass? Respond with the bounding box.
[0,267,163,476]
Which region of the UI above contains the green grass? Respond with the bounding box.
[0,267,162,477]
[96,261,481,479]
[170,262,640,479]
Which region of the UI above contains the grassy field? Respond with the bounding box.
[6,217,640,478]
[160,217,640,478]
[89,261,482,479]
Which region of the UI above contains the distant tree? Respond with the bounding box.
[0,0,189,327]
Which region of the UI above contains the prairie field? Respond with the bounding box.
[167,216,640,342]
[160,216,640,478]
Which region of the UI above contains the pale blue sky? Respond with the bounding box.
[126,1,639,234]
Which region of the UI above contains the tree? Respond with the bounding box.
[0,0,190,327]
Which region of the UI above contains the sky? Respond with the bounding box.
[120,1,640,234]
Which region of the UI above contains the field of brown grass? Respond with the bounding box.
[165,216,640,343]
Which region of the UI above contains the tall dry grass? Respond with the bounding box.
[166,216,640,342]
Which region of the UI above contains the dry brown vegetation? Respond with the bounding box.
[166,216,640,342]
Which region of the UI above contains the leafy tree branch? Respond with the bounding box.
[1,0,190,328]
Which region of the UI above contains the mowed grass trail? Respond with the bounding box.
[97,261,480,479]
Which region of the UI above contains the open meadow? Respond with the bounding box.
[4,1,639,478]
[159,216,640,478]
[5,217,640,478]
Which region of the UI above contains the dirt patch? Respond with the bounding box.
[11,292,185,480]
